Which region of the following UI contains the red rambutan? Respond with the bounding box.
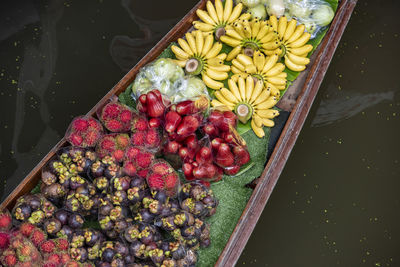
[145,128,160,147]
[100,138,116,152]
[137,169,148,178]
[136,152,153,168]
[40,240,56,254]
[132,117,148,132]
[59,252,71,264]
[68,133,83,146]
[29,229,46,247]
[115,134,130,148]
[147,173,165,189]
[123,162,137,176]
[125,147,140,161]
[0,212,12,230]
[120,110,133,124]
[2,254,17,266]
[102,103,121,119]
[46,253,61,265]
[72,118,89,132]
[55,238,69,251]
[19,223,35,237]
[84,130,100,147]
[0,232,10,249]
[131,131,145,146]
[87,118,102,131]
[165,173,178,189]
[105,119,123,132]
[151,161,171,176]
[112,149,125,162]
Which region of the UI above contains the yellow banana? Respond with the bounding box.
[202,73,223,90]
[253,50,265,71]
[202,34,214,55]
[173,60,187,68]
[185,32,197,55]
[216,53,227,60]
[193,21,215,32]
[177,38,193,56]
[262,54,279,73]
[284,55,306,71]
[265,63,285,76]
[289,44,313,56]
[171,45,189,60]
[253,90,272,106]
[208,64,231,72]
[287,24,306,43]
[226,45,242,61]
[227,3,243,23]
[269,84,280,96]
[220,88,238,103]
[261,118,275,127]
[215,0,224,23]
[196,9,215,25]
[283,19,297,41]
[232,59,245,71]
[205,42,222,59]
[226,28,244,40]
[228,79,242,100]
[211,99,228,108]
[223,0,233,22]
[231,66,242,74]
[215,90,234,106]
[238,77,246,101]
[207,57,224,67]
[290,32,311,48]
[245,75,254,101]
[252,20,261,37]
[249,79,264,104]
[261,40,281,50]
[269,15,278,31]
[206,68,228,80]
[267,76,286,86]
[256,109,279,119]
[260,32,277,44]
[195,31,204,55]
[256,24,270,40]
[219,35,241,47]
[237,54,253,66]
[251,119,265,137]
[244,64,257,74]
[277,16,287,39]
[286,53,310,65]
[206,1,219,24]
[256,97,278,110]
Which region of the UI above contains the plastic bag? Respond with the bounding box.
[146,160,180,197]
[123,146,155,178]
[283,0,335,38]
[95,133,130,162]
[172,76,209,103]
[65,116,104,148]
[12,194,57,226]
[131,58,185,99]
[98,100,135,133]
[0,233,43,267]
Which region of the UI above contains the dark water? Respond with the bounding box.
[0,0,399,266]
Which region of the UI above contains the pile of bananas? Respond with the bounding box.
[231,51,287,97]
[171,30,231,90]
[193,0,251,39]
[211,76,279,138]
[268,15,313,71]
[220,18,282,61]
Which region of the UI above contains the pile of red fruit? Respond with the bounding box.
[130,114,162,151]
[95,133,130,161]
[146,160,179,196]
[99,102,134,132]
[0,210,86,267]
[66,117,103,148]
[123,146,155,178]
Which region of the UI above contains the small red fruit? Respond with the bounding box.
[112,149,125,162]
[102,103,121,119]
[136,101,147,113]
[224,165,240,175]
[204,163,217,178]
[59,252,71,264]
[105,119,123,132]
[132,117,148,132]
[146,91,165,118]
[176,116,199,136]
[216,143,234,167]
[165,141,179,154]
[151,89,163,101]
[199,181,210,187]
[139,94,147,104]
[152,161,171,176]
[147,173,165,189]
[100,138,116,152]
[182,163,193,178]
[184,135,198,150]
[120,110,133,123]
[30,229,46,247]
[145,128,160,147]
[55,238,69,251]
[69,133,83,146]
[19,223,35,237]
[72,118,89,132]
[123,162,137,176]
[136,152,153,168]
[233,145,250,166]
[131,131,146,146]
[137,169,148,178]
[148,118,161,128]
[125,147,140,160]
[47,254,61,265]
[3,254,17,266]
[203,123,218,136]
[84,130,99,146]
[40,240,56,254]
[211,138,224,150]
[208,110,224,125]
[196,147,212,164]
[115,134,130,148]
[193,166,208,179]
[0,232,10,249]
[164,111,182,133]
[179,147,194,162]
[0,212,12,230]
[223,132,235,144]
[165,173,178,189]
[176,100,196,115]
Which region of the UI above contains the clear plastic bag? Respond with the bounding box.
[146,160,180,197]
[98,100,135,133]
[0,233,43,267]
[283,0,335,38]
[65,116,104,148]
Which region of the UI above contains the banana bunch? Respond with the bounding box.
[193,0,251,39]
[231,51,287,97]
[269,15,313,71]
[220,17,282,61]
[171,30,231,90]
[211,76,280,138]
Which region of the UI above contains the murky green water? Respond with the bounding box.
[0,0,399,266]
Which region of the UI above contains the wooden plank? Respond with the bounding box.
[215,0,358,265]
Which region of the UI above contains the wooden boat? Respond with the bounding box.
[0,0,357,265]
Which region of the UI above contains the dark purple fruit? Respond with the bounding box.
[161,258,178,267]
[65,196,80,212]
[114,219,129,233]
[130,177,147,189]
[104,163,122,179]
[149,248,164,265]
[129,241,146,259]
[96,262,111,267]
[200,238,211,248]
[14,203,31,221]
[127,187,146,203]
[135,209,154,223]
[170,242,186,260]
[101,248,115,262]
[181,225,197,239]
[99,201,113,216]
[84,229,102,247]
[114,241,129,257]
[69,175,87,190]
[112,176,131,191]
[58,225,73,240]
[68,214,84,229]
[105,229,118,239]
[112,190,128,206]
[27,195,41,210]
[91,160,105,177]
[70,247,88,262]
[153,190,168,204]
[124,254,135,264]
[93,177,109,192]
[111,258,125,267]
[124,225,140,243]
[148,200,162,215]
[55,210,70,225]
[42,183,67,200]
[44,218,62,235]
[99,216,114,231]
[41,171,57,186]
